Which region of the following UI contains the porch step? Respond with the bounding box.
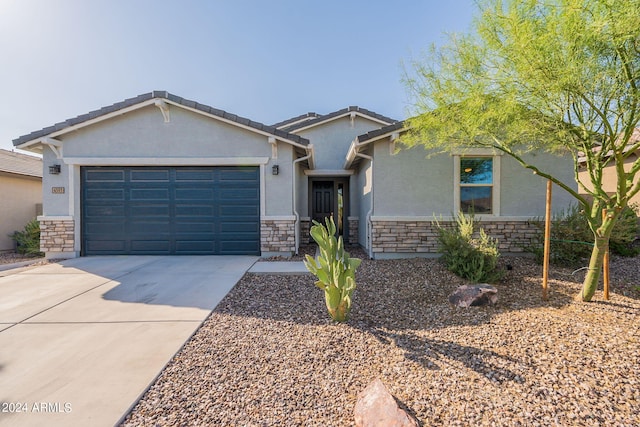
[248,261,310,275]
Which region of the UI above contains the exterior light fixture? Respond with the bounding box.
[464,168,473,173]
[272,165,279,175]
[49,164,61,174]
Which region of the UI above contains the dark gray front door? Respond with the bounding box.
[81,166,260,255]
[310,179,348,239]
[312,181,334,226]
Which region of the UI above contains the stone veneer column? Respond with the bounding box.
[39,217,75,255]
[348,217,359,246]
[261,219,296,254]
[300,218,311,245]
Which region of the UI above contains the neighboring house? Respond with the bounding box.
[578,128,640,211]
[13,91,575,259]
[0,149,42,251]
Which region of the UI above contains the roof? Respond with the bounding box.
[344,121,409,169]
[272,112,321,129]
[355,121,407,143]
[13,91,310,149]
[0,149,42,178]
[280,106,398,133]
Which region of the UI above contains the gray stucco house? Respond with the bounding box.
[13,91,575,259]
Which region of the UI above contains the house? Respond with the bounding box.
[0,149,42,251]
[13,91,576,259]
[578,128,640,211]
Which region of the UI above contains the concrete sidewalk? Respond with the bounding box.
[0,255,257,427]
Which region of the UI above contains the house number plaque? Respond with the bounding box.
[51,187,65,194]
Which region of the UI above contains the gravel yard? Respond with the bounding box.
[122,249,639,426]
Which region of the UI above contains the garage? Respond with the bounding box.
[81,166,260,255]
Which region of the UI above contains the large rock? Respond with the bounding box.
[448,284,498,307]
[354,378,418,427]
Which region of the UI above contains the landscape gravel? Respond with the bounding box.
[122,249,639,426]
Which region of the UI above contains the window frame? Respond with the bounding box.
[453,150,501,216]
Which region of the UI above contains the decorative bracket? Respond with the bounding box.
[390,132,400,155]
[155,99,171,123]
[42,137,64,159]
[350,111,357,128]
[268,136,277,159]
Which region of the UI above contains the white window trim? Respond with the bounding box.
[453,155,501,216]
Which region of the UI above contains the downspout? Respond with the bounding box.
[354,152,374,259]
[293,146,314,255]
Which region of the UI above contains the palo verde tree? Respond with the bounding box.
[403,0,640,302]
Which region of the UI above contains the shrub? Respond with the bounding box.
[304,217,361,322]
[526,204,640,267]
[435,212,503,283]
[10,219,44,256]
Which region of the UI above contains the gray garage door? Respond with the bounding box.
[82,166,260,255]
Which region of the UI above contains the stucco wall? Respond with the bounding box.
[372,140,576,218]
[0,173,42,251]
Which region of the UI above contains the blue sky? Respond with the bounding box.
[0,0,475,152]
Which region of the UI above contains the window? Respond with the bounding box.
[454,155,501,215]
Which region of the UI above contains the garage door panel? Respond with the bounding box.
[175,188,215,200]
[130,188,170,200]
[82,166,260,255]
[86,189,125,200]
[175,205,214,217]
[84,205,126,217]
[175,241,216,253]
[130,170,170,181]
[219,240,260,254]
[175,170,215,181]
[85,240,127,252]
[220,188,259,199]
[84,170,125,182]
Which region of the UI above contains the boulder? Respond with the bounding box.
[448,284,498,307]
[354,378,418,427]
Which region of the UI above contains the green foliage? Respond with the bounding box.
[527,204,640,267]
[404,0,640,301]
[303,217,361,322]
[10,219,43,256]
[435,212,503,283]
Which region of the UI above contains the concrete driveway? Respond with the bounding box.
[0,255,257,427]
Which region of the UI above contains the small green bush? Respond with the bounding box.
[526,203,640,267]
[435,212,503,283]
[10,219,44,256]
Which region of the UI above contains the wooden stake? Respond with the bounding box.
[542,179,552,300]
[603,209,610,300]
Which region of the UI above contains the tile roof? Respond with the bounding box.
[271,112,321,129]
[281,106,398,132]
[0,149,42,178]
[13,91,309,147]
[355,121,407,143]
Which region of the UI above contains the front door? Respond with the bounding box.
[310,179,348,239]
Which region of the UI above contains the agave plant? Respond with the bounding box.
[304,217,361,322]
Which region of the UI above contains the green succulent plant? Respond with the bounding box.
[304,217,361,322]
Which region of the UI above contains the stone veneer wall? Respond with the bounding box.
[371,219,540,255]
[261,219,296,253]
[39,218,75,253]
[300,219,311,245]
[299,218,358,246]
[348,218,359,246]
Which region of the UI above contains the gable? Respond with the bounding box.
[13,91,313,166]
[295,115,393,171]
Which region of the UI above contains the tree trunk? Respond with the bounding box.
[581,236,608,301]
[581,211,617,302]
